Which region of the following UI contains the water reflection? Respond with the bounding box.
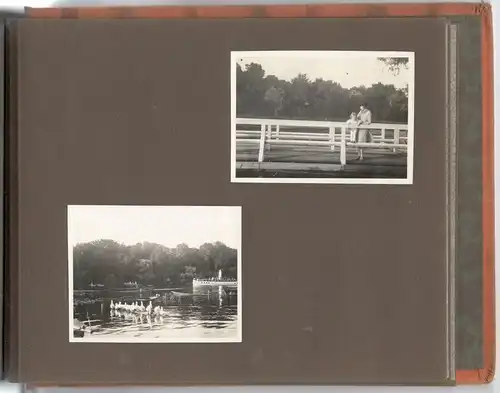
[73,286,238,341]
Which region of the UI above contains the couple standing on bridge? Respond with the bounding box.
[346,103,373,160]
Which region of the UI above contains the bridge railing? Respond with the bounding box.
[235,118,408,166]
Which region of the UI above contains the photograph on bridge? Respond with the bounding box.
[231,51,414,184]
[68,205,242,343]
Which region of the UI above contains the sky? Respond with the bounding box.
[68,205,241,249]
[235,51,412,89]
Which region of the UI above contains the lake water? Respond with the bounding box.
[73,286,239,342]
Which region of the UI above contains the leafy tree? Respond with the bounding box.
[264,86,285,116]
[236,62,408,123]
[377,57,409,75]
[73,240,238,289]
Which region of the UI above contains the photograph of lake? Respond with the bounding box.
[68,205,242,343]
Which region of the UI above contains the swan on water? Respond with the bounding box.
[108,300,167,316]
[152,306,166,317]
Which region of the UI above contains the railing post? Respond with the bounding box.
[340,127,347,166]
[329,126,335,151]
[381,127,386,142]
[340,140,347,167]
[393,127,400,153]
[266,125,271,152]
[258,123,266,163]
[276,125,280,140]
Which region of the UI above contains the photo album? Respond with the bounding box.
[1,2,495,387]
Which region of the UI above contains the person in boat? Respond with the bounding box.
[345,112,358,143]
[355,103,373,160]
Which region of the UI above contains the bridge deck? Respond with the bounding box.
[236,145,407,178]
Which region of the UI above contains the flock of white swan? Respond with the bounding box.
[110,300,167,317]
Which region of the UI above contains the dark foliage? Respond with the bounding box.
[377,57,410,75]
[236,62,408,123]
[73,239,237,289]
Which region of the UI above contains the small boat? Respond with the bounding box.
[137,294,160,302]
[170,291,192,297]
[224,289,238,296]
[74,319,102,334]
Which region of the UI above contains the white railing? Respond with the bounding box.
[235,118,408,167]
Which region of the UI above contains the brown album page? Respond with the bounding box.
[7,16,452,385]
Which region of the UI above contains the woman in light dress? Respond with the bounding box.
[355,103,373,160]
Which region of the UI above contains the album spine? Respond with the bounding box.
[0,17,5,381]
[444,19,457,383]
[4,18,20,382]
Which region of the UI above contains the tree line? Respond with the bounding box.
[236,58,409,123]
[73,239,237,290]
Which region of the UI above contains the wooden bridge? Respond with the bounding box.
[234,118,409,178]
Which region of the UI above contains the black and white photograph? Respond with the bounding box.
[231,51,415,184]
[68,205,242,343]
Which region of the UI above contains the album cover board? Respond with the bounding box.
[444,11,495,384]
[5,4,491,385]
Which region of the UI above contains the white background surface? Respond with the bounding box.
[0,0,497,391]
